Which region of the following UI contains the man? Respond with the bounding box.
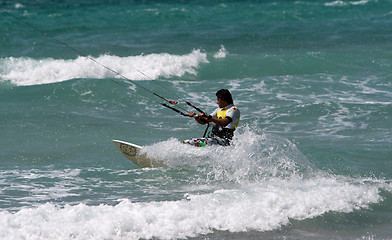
[183,89,240,147]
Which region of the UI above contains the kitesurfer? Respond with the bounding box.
[183,89,240,147]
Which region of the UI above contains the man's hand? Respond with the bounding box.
[189,112,210,124]
[197,113,212,120]
[188,112,196,118]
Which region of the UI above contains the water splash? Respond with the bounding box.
[143,125,315,183]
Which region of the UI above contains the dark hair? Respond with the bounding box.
[216,89,233,104]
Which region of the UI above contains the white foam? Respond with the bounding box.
[143,127,313,183]
[213,45,228,59]
[0,50,208,86]
[14,3,25,9]
[0,130,388,239]
[325,0,370,6]
[0,177,382,240]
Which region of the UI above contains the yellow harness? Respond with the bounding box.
[216,108,239,130]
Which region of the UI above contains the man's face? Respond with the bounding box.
[216,97,228,108]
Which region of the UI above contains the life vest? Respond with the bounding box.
[211,106,240,140]
[216,107,239,130]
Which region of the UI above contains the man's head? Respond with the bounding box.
[216,89,233,108]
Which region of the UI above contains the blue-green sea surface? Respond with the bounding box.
[1,0,391,239]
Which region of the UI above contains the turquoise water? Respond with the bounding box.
[1,0,392,239]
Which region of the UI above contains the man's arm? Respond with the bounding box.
[188,112,232,126]
[188,112,208,125]
[195,113,231,127]
[209,116,231,127]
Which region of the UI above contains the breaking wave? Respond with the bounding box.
[0,49,208,86]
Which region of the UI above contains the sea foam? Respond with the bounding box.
[0,178,382,239]
[0,128,388,239]
[0,49,208,86]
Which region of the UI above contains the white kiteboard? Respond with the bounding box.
[112,140,164,168]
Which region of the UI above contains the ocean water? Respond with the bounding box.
[1,0,392,239]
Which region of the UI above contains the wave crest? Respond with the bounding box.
[0,49,208,86]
